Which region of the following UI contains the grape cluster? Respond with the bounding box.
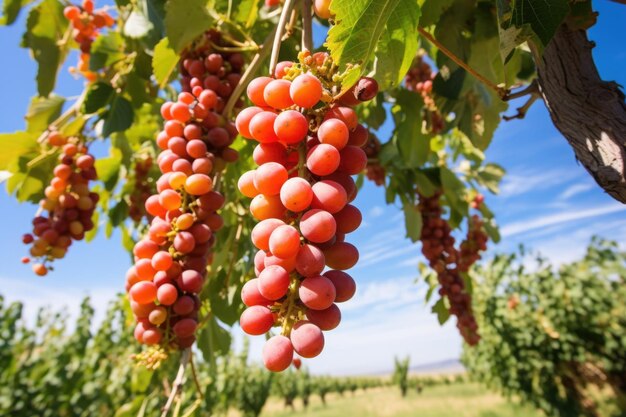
[178,30,245,105]
[127,155,155,223]
[64,0,115,82]
[404,53,444,134]
[362,132,385,186]
[22,131,98,276]
[125,44,241,351]
[418,192,486,345]
[235,52,376,372]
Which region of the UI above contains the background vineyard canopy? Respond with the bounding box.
[0,0,623,381]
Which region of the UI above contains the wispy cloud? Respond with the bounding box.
[500,168,580,198]
[500,203,626,237]
[369,206,384,218]
[557,183,593,200]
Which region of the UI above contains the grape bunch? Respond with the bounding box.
[63,0,115,82]
[418,191,485,345]
[22,131,98,276]
[362,132,385,186]
[178,30,245,106]
[127,155,155,223]
[125,44,241,353]
[404,52,444,134]
[235,52,377,372]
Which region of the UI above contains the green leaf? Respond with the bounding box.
[124,9,154,39]
[21,0,69,96]
[373,0,420,89]
[432,297,450,325]
[414,170,437,197]
[198,315,232,363]
[391,89,429,168]
[102,96,133,137]
[85,210,99,242]
[165,0,213,53]
[233,0,260,28]
[496,0,568,47]
[476,163,505,194]
[83,82,115,114]
[109,200,129,227]
[25,94,65,133]
[125,71,152,108]
[1,0,34,25]
[0,131,38,170]
[327,0,401,68]
[89,32,126,71]
[95,154,121,191]
[6,151,57,202]
[418,0,454,27]
[403,201,422,243]
[152,37,179,87]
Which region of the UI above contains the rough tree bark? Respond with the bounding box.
[533,24,626,203]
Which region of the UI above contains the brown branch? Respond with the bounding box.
[503,80,539,101]
[269,0,297,76]
[222,29,276,119]
[301,0,313,52]
[160,349,191,417]
[189,354,204,399]
[503,94,540,121]
[418,27,508,99]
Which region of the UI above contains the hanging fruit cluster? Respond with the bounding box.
[418,191,488,345]
[64,0,115,81]
[363,132,385,186]
[127,155,155,224]
[235,52,377,372]
[405,52,444,134]
[22,131,98,276]
[125,36,243,356]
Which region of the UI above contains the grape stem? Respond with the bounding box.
[417,27,508,100]
[160,348,191,417]
[222,29,276,119]
[301,0,313,52]
[269,0,297,76]
[189,353,204,399]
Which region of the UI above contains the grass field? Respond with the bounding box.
[258,383,543,417]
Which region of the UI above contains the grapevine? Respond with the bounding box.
[418,191,488,345]
[22,131,98,276]
[125,34,243,358]
[236,51,377,372]
[404,51,444,134]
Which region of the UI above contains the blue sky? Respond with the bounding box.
[1,2,625,375]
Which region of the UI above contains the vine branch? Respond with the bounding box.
[269,0,296,76]
[301,0,313,52]
[418,27,508,99]
[160,349,191,417]
[222,29,276,119]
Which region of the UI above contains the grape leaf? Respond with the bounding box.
[496,0,569,47]
[123,9,154,39]
[25,94,65,133]
[432,297,450,325]
[198,315,232,363]
[403,201,422,243]
[233,0,260,28]
[165,0,213,53]
[0,131,38,170]
[1,0,34,25]
[327,0,400,69]
[95,153,121,192]
[6,151,57,202]
[83,82,114,114]
[418,0,454,27]
[391,89,429,168]
[21,0,69,97]
[89,32,126,71]
[374,0,420,89]
[152,37,178,87]
[102,96,133,137]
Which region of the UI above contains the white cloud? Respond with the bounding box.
[369,206,384,218]
[500,203,626,237]
[557,183,594,200]
[499,168,580,198]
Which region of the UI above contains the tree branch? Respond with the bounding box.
[269,0,296,76]
[418,27,508,99]
[160,349,191,417]
[301,0,313,52]
[533,24,626,203]
[222,29,276,119]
